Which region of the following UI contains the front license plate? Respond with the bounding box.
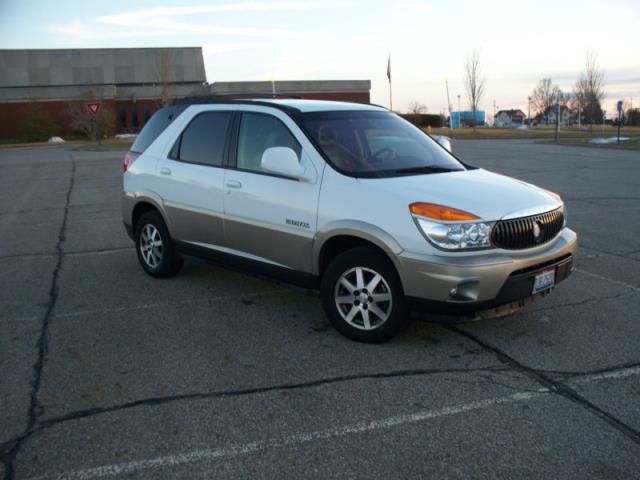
[533,268,556,294]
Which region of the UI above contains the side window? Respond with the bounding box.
[175,112,232,167]
[237,113,301,173]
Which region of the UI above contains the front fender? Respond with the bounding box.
[312,220,404,275]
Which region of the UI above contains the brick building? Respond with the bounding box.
[0,48,371,141]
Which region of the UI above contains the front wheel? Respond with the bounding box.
[135,211,183,278]
[321,247,408,343]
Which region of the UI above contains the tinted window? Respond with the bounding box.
[178,112,232,167]
[237,113,301,173]
[298,111,464,178]
[130,104,187,153]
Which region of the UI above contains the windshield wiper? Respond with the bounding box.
[391,165,457,175]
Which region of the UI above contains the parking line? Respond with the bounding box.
[571,365,640,385]
[26,389,550,480]
[54,289,293,319]
[25,363,640,480]
[575,268,640,293]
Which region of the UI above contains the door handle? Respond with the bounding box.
[160,167,172,175]
[226,180,242,189]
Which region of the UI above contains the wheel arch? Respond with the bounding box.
[130,193,171,234]
[314,221,404,278]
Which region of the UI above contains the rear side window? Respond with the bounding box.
[174,112,232,167]
[130,104,187,153]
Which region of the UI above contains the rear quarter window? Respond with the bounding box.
[130,104,187,153]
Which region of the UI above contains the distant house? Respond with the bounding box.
[542,105,574,126]
[494,109,526,128]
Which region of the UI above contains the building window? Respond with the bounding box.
[117,105,126,130]
[143,104,151,124]
[131,103,139,129]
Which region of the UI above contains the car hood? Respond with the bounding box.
[361,168,561,221]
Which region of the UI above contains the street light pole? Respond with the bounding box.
[457,94,461,129]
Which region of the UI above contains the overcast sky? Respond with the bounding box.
[1,0,638,116]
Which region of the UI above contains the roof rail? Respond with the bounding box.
[171,94,304,113]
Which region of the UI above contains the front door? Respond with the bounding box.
[223,110,320,273]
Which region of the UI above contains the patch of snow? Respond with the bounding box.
[589,137,630,144]
[48,136,65,143]
[115,134,138,140]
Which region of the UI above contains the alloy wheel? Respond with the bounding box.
[334,266,392,330]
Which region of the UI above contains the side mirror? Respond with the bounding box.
[433,135,452,153]
[261,147,305,178]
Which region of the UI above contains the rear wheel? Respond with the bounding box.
[135,211,183,278]
[321,247,408,343]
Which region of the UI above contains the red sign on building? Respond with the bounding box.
[87,102,102,116]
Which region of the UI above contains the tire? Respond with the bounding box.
[135,211,183,278]
[321,246,408,343]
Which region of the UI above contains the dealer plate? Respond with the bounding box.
[533,268,556,294]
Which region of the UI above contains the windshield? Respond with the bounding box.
[296,111,465,178]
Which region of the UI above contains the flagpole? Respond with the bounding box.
[445,78,452,131]
[387,52,393,111]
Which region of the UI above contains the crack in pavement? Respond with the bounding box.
[0,366,509,461]
[575,268,640,293]
[0,247,134,261]
[15,363,640,480]
[579,244,640,263]
[537,360,640,379]
[527,290,635,314]
[1,153,75,480]
[449,326,640,446]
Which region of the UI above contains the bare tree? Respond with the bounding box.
[574,50,605,129]
[156,50,176,106]
[464,50,485,131]
[531,78,565,120]
[66,94,115,142]
[408,101,428,114]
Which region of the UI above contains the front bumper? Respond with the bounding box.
[397,228,577,313]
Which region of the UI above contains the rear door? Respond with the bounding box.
[156,110,233,247]
[223,109,320,272]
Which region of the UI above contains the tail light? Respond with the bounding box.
[123,151,140,172]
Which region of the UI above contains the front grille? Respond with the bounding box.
[492,208,564,250]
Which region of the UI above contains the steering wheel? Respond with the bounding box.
[370,147,396,163]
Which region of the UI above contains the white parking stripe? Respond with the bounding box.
[575,268,640,292]
[571,365,640,385]
[54,289,292,319]
[27,390,550,480]
[25,354,640,479]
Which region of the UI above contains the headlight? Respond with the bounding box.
[415,217,494,250]
[409,202,493,251]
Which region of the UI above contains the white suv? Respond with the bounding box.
[122,99,577,343]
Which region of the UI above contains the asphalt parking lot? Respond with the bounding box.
[1,139,639,479]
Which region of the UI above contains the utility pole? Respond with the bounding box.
[457,94,461,128]
[445,79,452,131]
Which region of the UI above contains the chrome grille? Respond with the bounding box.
[492,208,564,250]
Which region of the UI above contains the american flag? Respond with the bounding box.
[387,54,391,83]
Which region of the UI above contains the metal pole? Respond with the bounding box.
[555,103,559,142]
[388,53,393,111]
[445,79,452,131]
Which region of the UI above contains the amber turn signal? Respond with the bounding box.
[409,202,480,221]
